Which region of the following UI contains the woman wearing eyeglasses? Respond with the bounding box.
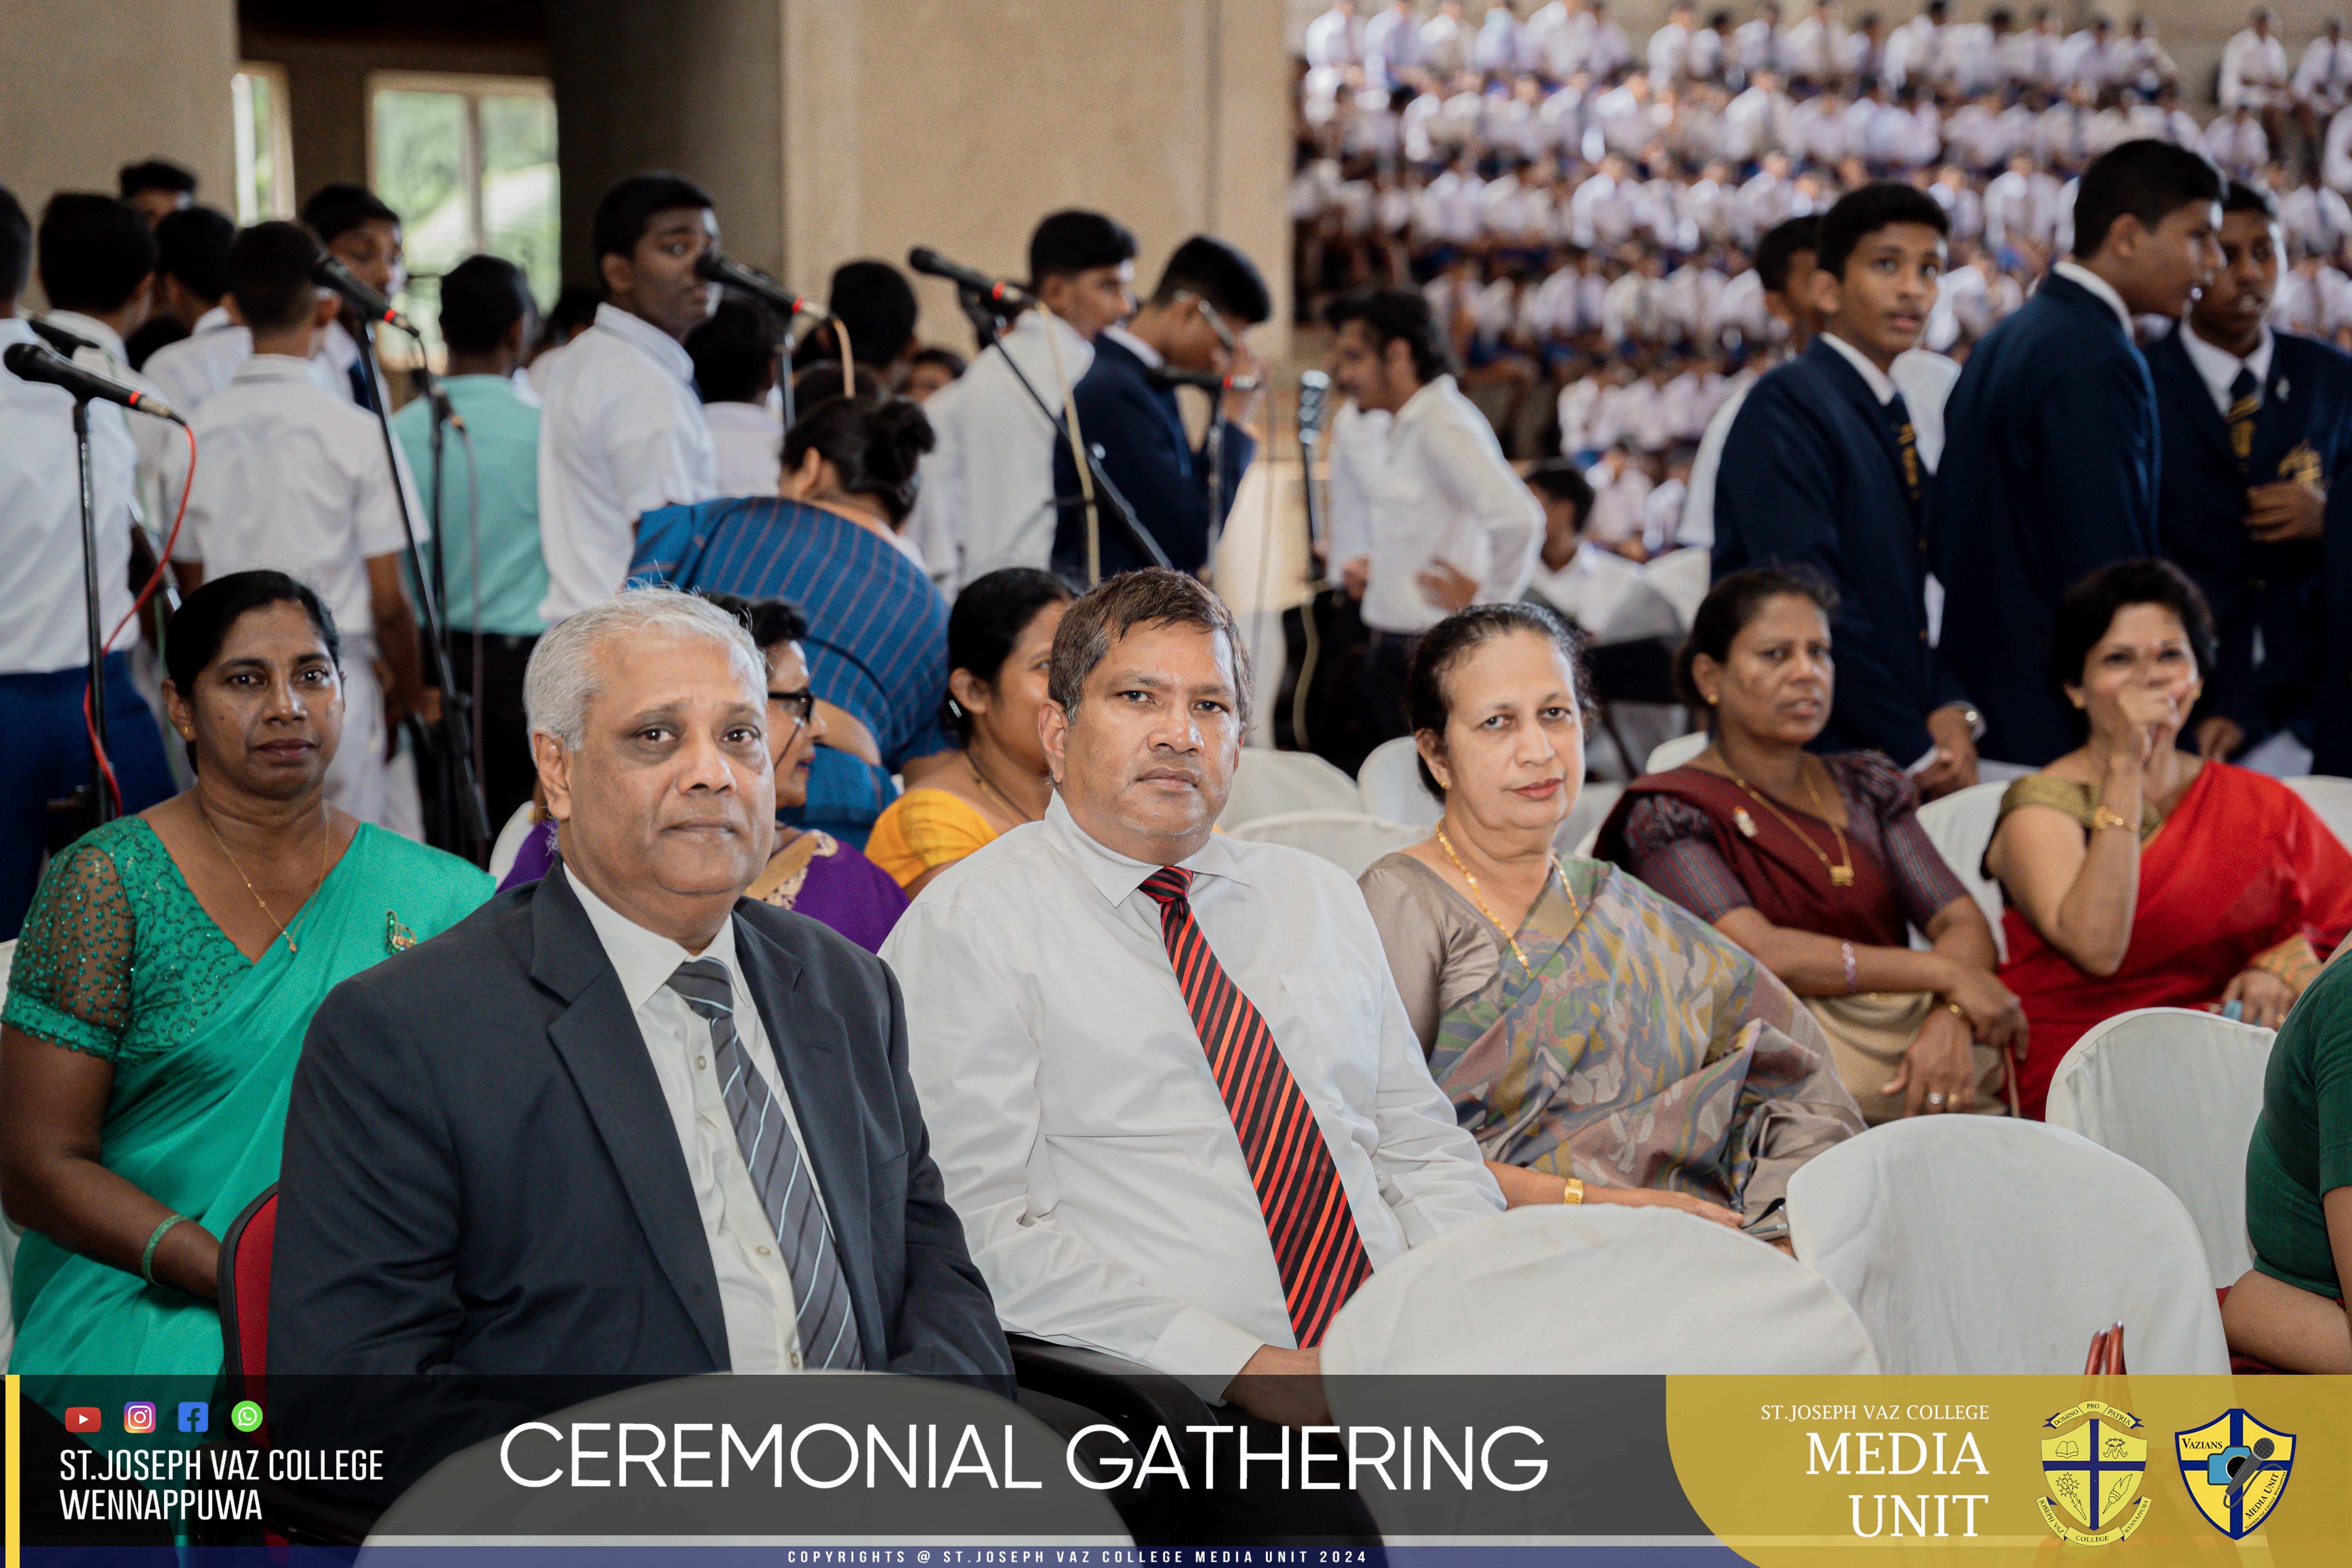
[499,594,907,951]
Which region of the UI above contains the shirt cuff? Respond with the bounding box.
[1149,1305,1273,1403]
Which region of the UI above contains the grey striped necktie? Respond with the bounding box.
[666,957,864,1370]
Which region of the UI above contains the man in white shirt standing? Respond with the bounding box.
[880,570,1502,1423]
[686,296,787,499]
[162,222,428,831]
[2221,8,2292,125]
[1323,287,1541,745]
[34,194,176,529]
[0,186,176,937]
[537,173,723,625]
[905,210,1135,593]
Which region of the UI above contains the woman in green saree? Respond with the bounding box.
[0,571,492,1379]
[1357,604,1863,1236]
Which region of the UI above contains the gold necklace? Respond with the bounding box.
[198,800,330,954]
[1433,824,1578,973]
[1711,747,1855,887]
[967,753,1041,824]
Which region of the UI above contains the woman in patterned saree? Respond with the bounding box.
[0,572,491,1378]
[1358,604,1862,1236]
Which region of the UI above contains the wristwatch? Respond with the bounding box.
[1938,704,1986,742]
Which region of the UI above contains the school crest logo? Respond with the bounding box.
[2037,1400,2150,1546]
[2175,1410,2296,1539]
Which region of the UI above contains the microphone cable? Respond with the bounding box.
[85,421,199,814]
[1034,299,1099,586]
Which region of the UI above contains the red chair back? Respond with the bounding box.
[218,1184,277,1407]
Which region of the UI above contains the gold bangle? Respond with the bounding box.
[1944,1001,1966,1020]
[1559,1177,1584,1205]
[2089,807,2132,832]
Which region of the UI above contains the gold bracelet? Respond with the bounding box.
[1944,1001,1966,1021]
[1559,1177,1584,1205]
[2089,806,2132,832]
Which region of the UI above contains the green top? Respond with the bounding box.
[3,814,491,1381]
[2246,953,2352,1299]
[391,372,547,636]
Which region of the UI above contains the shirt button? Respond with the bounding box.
[791,1351,802,1369]
[696,1055,708,1071]
[757,1244,773,1257]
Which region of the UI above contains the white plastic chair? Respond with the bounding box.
[1559,780,1621,858]
[1643,731,1708,774]
[1321,1204,1880,1374]
[1220,747,1363,827]
[1638,546,1712,630]
[1223,811,1426,878]
[1355,735,1442,828]
[2287,775,2352,855]
[2045,1007,2276,1288]
[1914,779,2008,961]
[1787,1116,2228,1374]
[486,801,538,883]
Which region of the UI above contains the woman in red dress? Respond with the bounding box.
[1987,561,2352,1117]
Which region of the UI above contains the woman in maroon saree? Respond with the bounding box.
[1987,562,2352,1116]
[1599,570,2025,1123]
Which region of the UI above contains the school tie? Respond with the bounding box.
[1137,866,1373,1347]
[1886,388,1923,514]
[2227,367,2261,468]
[347,358,377,414]
[666,957,865,1370]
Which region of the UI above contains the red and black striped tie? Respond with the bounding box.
[1138,866,1372,1346]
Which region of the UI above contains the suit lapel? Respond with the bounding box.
[2251,343,2302,475]
[1806,339,1909,478]
[1101,334,1194,465]
[2148,328,2238,469]
[531,869,731,1368]
[730,909,882,1356]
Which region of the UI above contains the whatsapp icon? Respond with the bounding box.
[229,1400,263,1433]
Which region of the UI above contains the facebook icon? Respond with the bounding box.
[178,1402,208,1434]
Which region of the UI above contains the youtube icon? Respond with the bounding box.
[65,1407,101,1434]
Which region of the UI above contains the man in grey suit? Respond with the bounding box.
[272,587,1007,1476]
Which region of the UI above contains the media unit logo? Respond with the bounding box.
[2175,1410,2296,1539]
[2036,1400,2149,1546]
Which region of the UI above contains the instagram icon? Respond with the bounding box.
[123,1402,156,1434]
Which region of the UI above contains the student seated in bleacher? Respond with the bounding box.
[1986,560,2352,1118]
[1357,602,1862,1238]
[1596,570,2023,1124]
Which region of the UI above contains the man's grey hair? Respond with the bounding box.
[524,587,767,750]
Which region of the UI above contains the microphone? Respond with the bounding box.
[311,253,420,338]
[28,318,99,357]
[907,247,1036,309]
[4,341,181,421]
[1298,369,1331,441]
[693,250,830,319]
[1146,366,1264,396]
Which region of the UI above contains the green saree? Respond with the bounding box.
[3,816,490,1379]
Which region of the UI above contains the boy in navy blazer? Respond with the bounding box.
[2149,180,2352,764]
[1051,236,1269,580]
[1714,182,1980,795]
[1934,140,2224,765]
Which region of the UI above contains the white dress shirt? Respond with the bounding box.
[45,310,177,531]
[704,400,786,499]
[142,304,346,417]
[568,871,823,1374]
[1329,375,1540,636]
[0,318,139,675]
[1530,536,1642,632]
[903,309,1095,595]
[2178,322,2274,420]
[536,303,719,624]
[879,795,1502,1390]
[2221,28,2291,110]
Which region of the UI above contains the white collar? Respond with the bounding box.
[1103,323,1163,369]
[40,310,127,364]
[0,318,34,347]
[2051,259,2135,335]
[1393,372,1461,428]
[2179,321,2274,403]
[233,353,327,383]
[193,305,235,334]
[1043,790,1251,907]
[318,317,361,372]
[1821,330,1900,403]
[566,863,744,1015]
[589,301,696,384]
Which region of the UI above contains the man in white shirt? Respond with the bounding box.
[537,174,723,624]
[1303,0,1365,67]
[162,222,427,831]
[1780,0,1844,83]
[905,211,1135,594]
[686,296,787,499]
[1886,0,1948,90]
[1323,287,1541,743]
[881,571,1502,1420]
[2297,18,2352,117]
[1522,459,1642,633]
[301,184,407,414]
[1648,1,1697,83]
[1732,2,1784,78]
[2221,8,2292,113]
[34,194,177,530]
[1365,0,1430,83]
[0,187,176,936]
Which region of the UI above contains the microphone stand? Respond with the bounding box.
[358,320,491,857]
[71,396,113,825]
[953,286,1171,577]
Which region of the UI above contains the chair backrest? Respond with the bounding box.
[1321,1204,1880,1374]
[1220,747,1364,827]
[1787,1117,2227,1373]
[486,801,539,883]
[1590,579,1686,645]
[1644,731,1708,775]
[1638,546,1711,630]
[1914,779,2009,962]
[1224,811,1428,878]
[1559,779,1622,859]
[2045,1007,2276,1288]
[218,1185,278,1406]
[0,935,15,995]
[2286,775,2352,855]
[1356,735,1443,828]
